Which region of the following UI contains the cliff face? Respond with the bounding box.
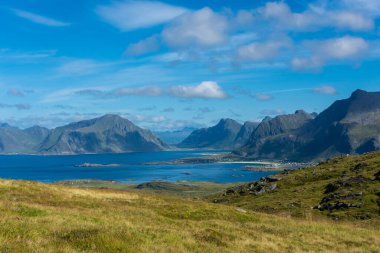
[238,90,380,161]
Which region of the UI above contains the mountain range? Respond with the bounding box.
[0,124,50,154]
[0,89,379,160]
[236,89,380,161]
[154,127,198,145]
[0,114,167,154]
[177,119,259,149]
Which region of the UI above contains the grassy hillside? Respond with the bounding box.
[57,180,240,198]
[211,151,380,223]
[0,179,379,252]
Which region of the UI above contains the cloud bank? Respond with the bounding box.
[96,0,188,31]
[12,9,70,27]
[43,81,229,102]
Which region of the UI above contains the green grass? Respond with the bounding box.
[0,178,379,252]
[1,152,380,251]
[57,180,240,198]
[211,151,380,224]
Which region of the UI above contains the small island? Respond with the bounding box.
[74,163,124,168]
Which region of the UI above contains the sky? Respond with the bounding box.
[0,0,380,130]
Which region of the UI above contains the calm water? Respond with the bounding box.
[0,150,275,183]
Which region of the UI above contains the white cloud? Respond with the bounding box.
[331,11,374,31]
[125,36,160,56]
[258,2,374,32]
[7,88,25,97]
[237,37,292,62]
[255,93,273,101]
[162,7,228,48]
[340,0,380,17]
[259,2,317,30]
[12,9,70,27]
[96,0,188,31]
[138,106,156,111]
[260,108,285,116]
[0,49,57,62]
[42,82,228,103]
[291,57,324,71]
[292,36,369,70]
[230,33,258,47]
[41,87,105,103]
[0,103,31,110]
[162,107,175,113]
[56,60,108,76]
[152,52,189,63]
[313,86,337,95]
[150,115,166,123]
[235,10,255,26]
[124,114,167,125]
[115,86,163,96]
[169,81,228,99]
[313,36,369,60]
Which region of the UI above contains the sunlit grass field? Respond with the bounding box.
[0,179,379,252]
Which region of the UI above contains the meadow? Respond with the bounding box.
[0,177,379,252]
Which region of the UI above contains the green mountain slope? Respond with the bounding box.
[211,151,380,222]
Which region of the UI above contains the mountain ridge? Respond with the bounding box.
[177,118,244,149]
[0,114,168,154]
[238,89,380,161]
[39,114,168,154]
[1,89,379,159]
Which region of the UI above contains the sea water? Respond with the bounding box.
[0,150,275,183]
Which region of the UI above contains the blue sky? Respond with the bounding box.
[0,0,379,130]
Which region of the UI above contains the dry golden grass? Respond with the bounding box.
[0,179,379,252]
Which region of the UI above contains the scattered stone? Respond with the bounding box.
[344,192,363,199]
[375,170,380,181]
[318,201,362,211]
[351,163,369,172]
[236,208,247,213]
[324,183,340,194]
[226,186,240,194]
[265,177,281,182]
[224,177,279,196]
[324,176,369,194]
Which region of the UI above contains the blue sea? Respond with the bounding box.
[0,150,275,183]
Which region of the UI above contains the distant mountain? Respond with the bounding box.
[250,110,316,141]
[154,127,198,145]
[234,121,260,148]
[177,119,243,149]
[39,114,168,154]
[0,125,49,153]
[24,126,51,143]
[237,90,380,161]
[297,89,380,159]
[0,123,12,128]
